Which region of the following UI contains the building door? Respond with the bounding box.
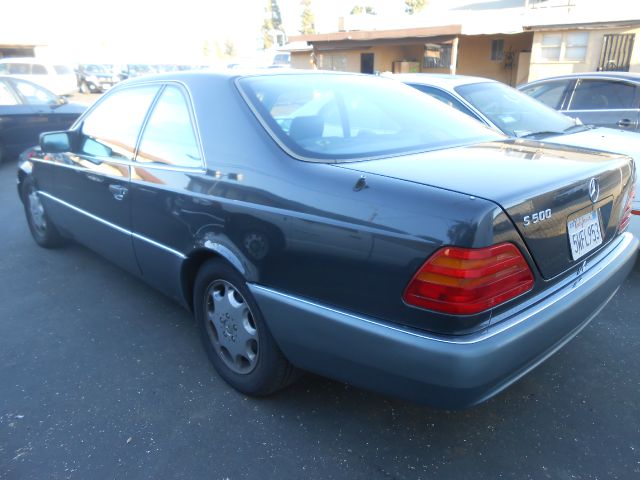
[360,53,374,74]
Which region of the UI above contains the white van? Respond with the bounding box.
[0,58,77,96]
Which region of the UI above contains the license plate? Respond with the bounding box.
[567,210,603,260]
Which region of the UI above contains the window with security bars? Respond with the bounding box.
[598,34,635,71]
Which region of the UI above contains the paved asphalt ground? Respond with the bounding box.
[0,159,639,480]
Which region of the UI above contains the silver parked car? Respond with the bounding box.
[518,72,640,132]
[395,73,639,244]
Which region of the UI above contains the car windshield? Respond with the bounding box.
[455,81,576,137]
[239,74,500,162]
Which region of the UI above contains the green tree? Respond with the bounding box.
[300,0,315,35]
[404,0,427,14]
[271,0,283,31]
[262,0,284,49]
[350,5,377,15]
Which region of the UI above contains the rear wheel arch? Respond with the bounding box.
[180,246,251,312]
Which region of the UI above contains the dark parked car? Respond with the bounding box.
[17,71,638,408]
[77,64,120,93]
[0,75,86,163]
[396,73,640,244]
[518,72,640,132]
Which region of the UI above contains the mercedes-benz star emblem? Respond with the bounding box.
[588,178,600,203]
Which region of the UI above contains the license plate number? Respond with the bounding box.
[568,210,603,260]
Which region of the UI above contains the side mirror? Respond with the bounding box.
[40,131,71,153]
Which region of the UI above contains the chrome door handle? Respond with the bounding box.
[108,184,128,201]
[617,118,632,128]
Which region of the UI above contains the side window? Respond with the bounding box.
[136,86,202,168]
[12,79,57,105]
[8,63,29,75]
[0,81,19,105]
[520,80,570,109]
[81,86,159,161]
[32,64,47,75]
[409,84,479,119]
[569,80,637,110]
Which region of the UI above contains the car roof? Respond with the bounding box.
[121,68,379,86]
[0,57,47,64]
[391,73,498,89]
[522,71,640,85]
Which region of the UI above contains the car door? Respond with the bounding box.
[0,78,39,158]
[564,78,640,130]
[128,84,207,301]
[50,85,160,273]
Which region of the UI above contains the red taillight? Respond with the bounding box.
[403,243,534,315]
[619,187,636,233]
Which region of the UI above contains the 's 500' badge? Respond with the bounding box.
[523,208,552,226]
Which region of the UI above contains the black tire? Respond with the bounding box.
[194,259,299,396]
[79,81,90,94]
[22,178,66,248]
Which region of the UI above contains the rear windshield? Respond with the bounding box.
[54,65,73,75]
[238,74,500,162]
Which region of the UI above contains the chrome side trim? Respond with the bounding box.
[37,191,187,259]
[31,156,205,175]
[249,232,634,346]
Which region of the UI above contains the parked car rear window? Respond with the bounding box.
[54,65,73,75]
[455,81,575,137]
[32,64,47,75]
[568,79,637,110]
[8,63,29,75]
[238,74,499,162]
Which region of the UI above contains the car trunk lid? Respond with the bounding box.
[336,140,635,279]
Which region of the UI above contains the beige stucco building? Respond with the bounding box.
[526,20,640,81]
[286,0,639,86]
[289,27,534,87]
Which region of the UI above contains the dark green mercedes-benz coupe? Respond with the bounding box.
[17,70,638,408]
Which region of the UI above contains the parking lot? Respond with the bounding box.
[0,158,639,479]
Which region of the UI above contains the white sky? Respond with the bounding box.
[3,0,407,63]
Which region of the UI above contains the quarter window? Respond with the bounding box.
[409,84,477,118]
[136,86,202,169]
[80,86,159,161]
[520,80,571,109]
[569,80,637,110]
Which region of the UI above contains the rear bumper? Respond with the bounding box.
[250,233,638,409]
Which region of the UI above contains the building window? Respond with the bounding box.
[318,54,348,71]
[423,43,451,69]
[598,33,636,71]
[564,32,588,60]
[541,34,562,60]
[540,32,588,62]
[491,39,504,61]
